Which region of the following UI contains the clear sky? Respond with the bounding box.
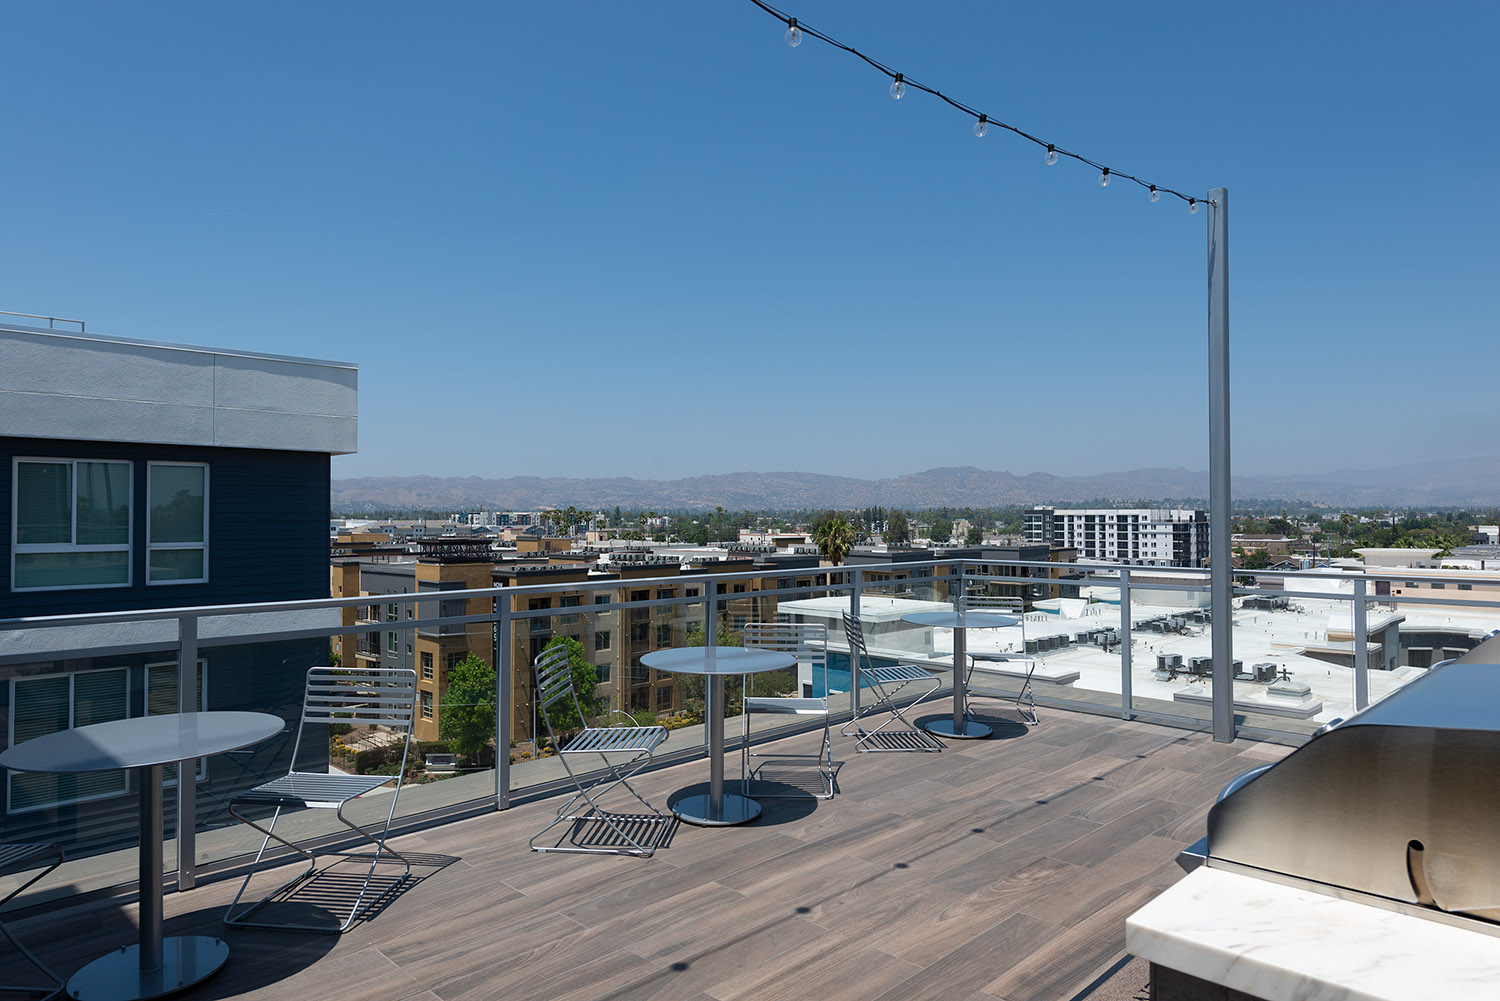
[5,2,1496,484]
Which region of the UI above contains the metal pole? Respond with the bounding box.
[703,579,717,748]
[849,568,863,720]
[175,615,198,891]
[1208,186,1234,743]
[1353,579,1370,710]
[1119,568,1133,720]
[139,764,164,972]
[496,596,511,809]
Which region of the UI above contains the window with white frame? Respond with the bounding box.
[9,668,130,812]
[147,463,208,584]
[145,659,208,785]
[13,458,132,590]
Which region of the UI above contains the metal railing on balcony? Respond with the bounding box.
[1,557,1497,909]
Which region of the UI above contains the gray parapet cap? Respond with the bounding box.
[0,321,358,455]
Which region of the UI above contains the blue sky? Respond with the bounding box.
[5,2,1496,484]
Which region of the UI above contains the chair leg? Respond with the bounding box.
[744,716,836,800]
[223,804,319,930]
[223,800,411,933]
[530,750,670,858]
[0,851,65,1001]
[843,677,944,752]
[1016,665,1040,726]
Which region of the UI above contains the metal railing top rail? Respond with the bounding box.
[4,558,1498,635]
[0,309,85,331]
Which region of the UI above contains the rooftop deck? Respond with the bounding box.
[3,705,1289,1001]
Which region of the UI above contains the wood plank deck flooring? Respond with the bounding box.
[0,706,1291,1001]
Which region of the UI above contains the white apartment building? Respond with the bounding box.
[1026,506,1209,567]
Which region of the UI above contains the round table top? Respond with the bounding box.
[639,646,797,676]
[0,711,285,774]
[901,610,1020,629]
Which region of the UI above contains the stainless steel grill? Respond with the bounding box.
[1196,660,1500,929]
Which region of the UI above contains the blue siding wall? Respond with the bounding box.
[1,437,330,617]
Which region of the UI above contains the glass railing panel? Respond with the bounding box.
[1125,579,1216,729]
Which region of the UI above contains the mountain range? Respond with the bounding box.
[330,456,1500,513]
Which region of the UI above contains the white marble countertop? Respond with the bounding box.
[1126,866,1500,1001]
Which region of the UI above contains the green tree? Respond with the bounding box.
[439,654,498,763]
[814,515,856,565]
[929,517,953,544]
[882,510,911,548]
[965,526,984,545]
[538,636,606,734]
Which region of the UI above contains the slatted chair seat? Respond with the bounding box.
[741,622,835,800]
[561,726,667,756]
[0,842,64,1000]
[530,645,671,857]
[864,664,940,686]
[224,667,418,934]
[232,772,395,809]
[840,611,944,752]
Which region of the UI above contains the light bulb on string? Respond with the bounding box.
[1044,144,1058,166]
[784,18,802,47]
[1098,168,1111,188]
[1149,185,1160,203]
[973,114,987,138]
[889,74,905,100]
[1189,198,1199,215]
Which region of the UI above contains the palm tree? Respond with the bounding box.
[815,516,856,565]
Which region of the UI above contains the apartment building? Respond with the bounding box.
[1026,506,1209,567]
[1,319,355,848]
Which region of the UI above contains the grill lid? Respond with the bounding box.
[1206,661,1500,925]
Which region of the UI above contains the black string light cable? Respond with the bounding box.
[753,0,1207,213]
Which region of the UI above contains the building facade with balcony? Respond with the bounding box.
[0,320,356,850]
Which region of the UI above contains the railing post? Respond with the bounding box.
[1119,569,1133,721]
[175,614,198,891]
[1353,578,1369,711]
[703,579,718,749]
[495,594,511,810]
[849,568,863,720]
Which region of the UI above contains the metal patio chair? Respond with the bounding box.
[839,611,944,752]
[0,844,64,1000]
[224,667,418,933]
[741,621,834,799]
[529,645,670,857]
[961,594,1039,726]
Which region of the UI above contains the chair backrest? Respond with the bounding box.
[744,621,828,696]
[959,594,1024,614]
[534,644,586,747]
[841,611,867,659]
[535,644,576,712]
[295,667,417,776]
[302,667,418,729]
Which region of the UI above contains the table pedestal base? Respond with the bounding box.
[923,719,993,740]
[66,935,228,1001]
[672,793,762,826]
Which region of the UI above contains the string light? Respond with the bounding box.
[748,0,1206,212]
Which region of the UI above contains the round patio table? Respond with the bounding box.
[639,646,796,825]
[900,611,1020,739]
[0,711,284,1001]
